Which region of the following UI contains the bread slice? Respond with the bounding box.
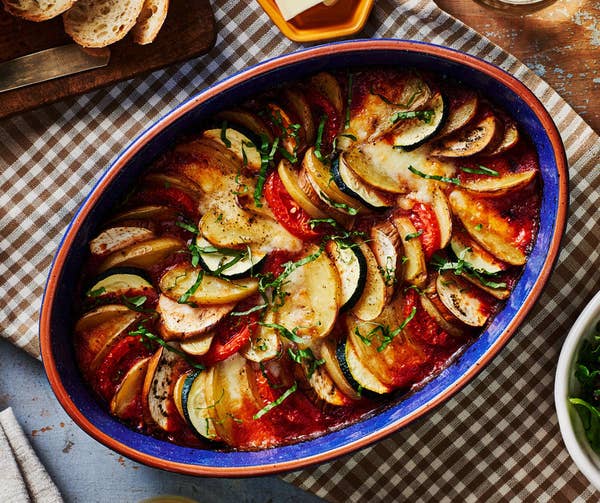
[131,0,169,45]
[63,0,145,48]
[2,0,77,21]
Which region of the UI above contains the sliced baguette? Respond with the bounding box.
[63,0,145,48]
[2,0,77,22]
[131,0,169,45]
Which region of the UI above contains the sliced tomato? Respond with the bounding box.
[134,187,198,219]
[93,336,151,402]
[408,202,441,260]
[305,90,340,155]
[201,296,262,366]
[263,171,322,240]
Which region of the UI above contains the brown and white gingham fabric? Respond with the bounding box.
[1,0,598,500]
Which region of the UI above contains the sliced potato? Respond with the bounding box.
[75,304,131,333]
[277,160,328,219]
[90,226,155,257]
[157,294,235,340]
[304,354,352,406]
[203,128,261,171]
[436,87,479,138]
[350,240,388,321]
[310,72,344,115]
[431,188,453,249]
[179,333,215,356]
[321,339,362,400]
[419,291,465,338]
[97,237,185,273]
[215,109,274,142]
[391,215,427,287]
[461,170,536,197]
[159,263,259,305]
[240,310,282,362]
[108,205,179,224]
[110,356,151,418]
[143,172,202,199]
[431,114,501,157]
[276,245,340,345]
[450,230,507,274]
[283,88,315,146]
[449,190,526,265]
[302,147,365,214]
[436,272,490,327]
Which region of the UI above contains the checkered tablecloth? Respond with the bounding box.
[1,0,599,500]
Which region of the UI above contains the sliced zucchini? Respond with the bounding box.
[310,72,344,115]
[277,160,329,219]
[449,190,526,266]
[369,221,402,296]
[431,114,501,157]
[390,93,447,150]
[436,272,490,327]
[199,199,303,255]
[321,339,362,400]
[343,337,393,395]
[303,350,352,406]
[75,304,131,333]
[325,239,367,312]
[330,155,392,211]
[97,236,186,273]
[90,226,156,257]
[436,86,479,138]
[450,230,507,274]
[195,237,267,279]
[203,128,261,171]
[159,263,259,305]
[142,345,183,431]
[461,170,536,197]
[240,310,281,362]
[86,268,153,299]
[391,215,427,287]
[350,240,388,321]
[110,356,151,418]
[179,333,215,356]
[157,294,235,340]
[275,244,341,345]
[182,368,221,441]
[302,147,365,214]
[172,371,190,421]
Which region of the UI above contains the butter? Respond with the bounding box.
[274,0,337,21]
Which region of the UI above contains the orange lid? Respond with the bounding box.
[256,0,375,42]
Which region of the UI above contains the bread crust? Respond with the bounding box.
[2,0,77,21]
[131,0,169,45]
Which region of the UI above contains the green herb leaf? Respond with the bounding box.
[178,270,204,304]
[318,191,358,215]
[253,382,298,419]
[220,121,231,148]
[86,286,106,298]
[254,134,273,208]
[175,220,199,235]
[460,165,499,177]
[314,114,327,161]
[407,165,461,185]
[259,322,303,344]
[405,230,423,241]
[230,304,267,317]
[121,295,147,308]
[391,109,434,124]
[287,347,325,379]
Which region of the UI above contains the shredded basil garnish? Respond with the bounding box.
[354,307,417,352]
[175,220,199,235]
[391,109,434,124]
[405,230,423,241]
[370,82,424,109]
[253,382,297,420]
[230,304,267,317]
[220,121,231,148]
[318,191,358,215]
[254,134,272,208]
[314,114,327,161]
[178,270,204,304]
[287,347,324,379]
[431,250,507,289]
[86,286,106,298]
[460,165,499,177]
[407,165,461,185]
[131,325,205,370]
[259,322,304,344]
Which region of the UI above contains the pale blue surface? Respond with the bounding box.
[0,339,322,503]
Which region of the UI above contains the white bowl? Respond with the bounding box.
[555,289,600,489]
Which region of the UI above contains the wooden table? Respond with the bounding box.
[435,0,600,133]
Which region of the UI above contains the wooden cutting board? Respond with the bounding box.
[0,0,216,120]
